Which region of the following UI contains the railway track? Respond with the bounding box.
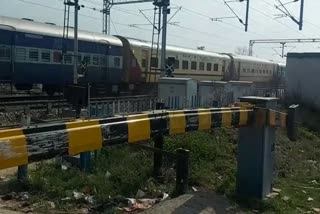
[0,95,154,112]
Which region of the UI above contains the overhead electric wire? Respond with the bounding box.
[173,4,268,39]
[222,0,245,25]
[259,0,320,34]
[14,0,318,55]
[109,3,245,44]
[16,0,103,21]
[81,0,103,6]
[249,6,307,37]
[110,17,119,35]
[13,0,235,50]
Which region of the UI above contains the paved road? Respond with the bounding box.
[143,191,237,214]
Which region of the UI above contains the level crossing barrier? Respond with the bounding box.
[0,96,298,199]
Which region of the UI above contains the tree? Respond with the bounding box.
[235,46,250,55]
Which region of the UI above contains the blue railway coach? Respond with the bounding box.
[0,16,125,95]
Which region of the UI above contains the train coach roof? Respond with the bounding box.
[127,38,230,59]
[231,54,277,64]
[287,52,320,58]
[0,16,123,46]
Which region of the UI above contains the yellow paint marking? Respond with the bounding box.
[66,120,102,155]
[127,114,151,143]
[169,111,186,134]
[269,110,276,127]
[255,109,267,127]
[222,111,232,127]
[239,110,248,126]
[0,129,28,169]
[280,113,287,128]
[198,110,211,130]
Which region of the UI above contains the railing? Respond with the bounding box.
[88,96,157,118]
[158,95,234,110]
[0,96,299,200]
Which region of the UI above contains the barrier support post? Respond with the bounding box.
[153,134,164,178]
[80,152,91,172]
[175,148,189,195]
[237,96,278,199]
[17,165,28,181]
[287,104,299,141]
[17,106,30,182]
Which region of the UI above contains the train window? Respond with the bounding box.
[207,63,212,71]
[53,51,62,63]
[83,55,91,65]
[0,45,10,61]
[141,59,147,68]
[242,68,246,73]
[64,54,72,64]
[191,61,197,70]
[41,51,51,62]
[251,69,254,73]
[182,60,189,70]
[199,62,205,71]
[174,60,180,69]
[100,56,107,66]
[151,57,158,67]
[77,54,82,64]
[29,49,39,62]
[115,57,121,68]
[214,63,219,71]
[92,55,99,65]
[16,48,27,61]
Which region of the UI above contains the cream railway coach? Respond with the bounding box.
[127,38,284,84]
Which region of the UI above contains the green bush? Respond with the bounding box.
[164,129,237,194]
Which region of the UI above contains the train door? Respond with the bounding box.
[141,49,149,81]
[97,40,110,83]
[222,60,226,80]
[237,61,241,80]
[0,25,15,83]
[222,60,226,73]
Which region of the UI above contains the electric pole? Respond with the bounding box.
[245,0,249,32]
[102,0,112,34]
[275,0,304,30]
[74,0,79,83]
[280,42,285,58]
[160,0,169,77]
[223,0,250,32]
[299,0,304,30]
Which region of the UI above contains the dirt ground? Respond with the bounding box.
[0,209,24,214]
[0,191,238,214]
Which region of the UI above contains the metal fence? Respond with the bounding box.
[88,97,158,118]
[158,95,234,110]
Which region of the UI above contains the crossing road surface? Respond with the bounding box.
[142,191,238,214]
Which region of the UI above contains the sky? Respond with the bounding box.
[1,0,320,63]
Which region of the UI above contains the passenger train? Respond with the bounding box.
[0,16,285,95]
